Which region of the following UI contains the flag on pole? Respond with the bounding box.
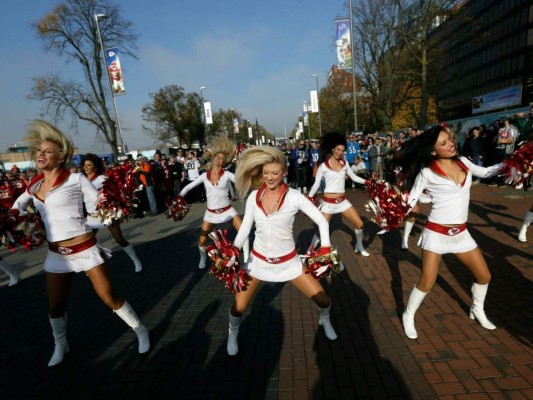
[105,47,126,95]
[335,19,352,70]
[204,102,213,124]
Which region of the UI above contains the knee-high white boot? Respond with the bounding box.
[402,220,415,250]
[307,233,321,254]
[317,302,337,340]
[198,246,207,269]
[518,211,533,242]
[470,283,496,330]
[242,239,250,263]
[0,259,20,287]
[114,301,150,354]
[48,315,69,367]
[354,229,370,256]
[227,311,241,356]
[402,286,428,339]
[122,244,143,273]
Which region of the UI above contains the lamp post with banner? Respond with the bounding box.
[230,108,237,143]
[94,13,125,155]
[311,74,323,137]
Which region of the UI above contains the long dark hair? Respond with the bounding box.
[81,153,105,176]
[318,132,346,164]
[393,125,448,191]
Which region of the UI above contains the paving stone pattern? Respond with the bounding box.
[0,184,531,399]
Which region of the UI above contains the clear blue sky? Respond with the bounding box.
[0,0,347,153]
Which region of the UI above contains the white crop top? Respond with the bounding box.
[12,172,98,242]
[179,170,234,210]
[408,157,502,225]
[234,186,330,255]
[89,174,106,190]
[308,160,366,197]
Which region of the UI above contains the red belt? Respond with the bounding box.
[426,221,466,236]
[207,204,232,214]
[251,249,298,264]
[322,195,346,204]
[48,236,97,255]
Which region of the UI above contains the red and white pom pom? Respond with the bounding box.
[303,246,342,280]
[502,141,533,189]
[365,180,410,231]
[235,143,247,157]
[96,164,139,224]
[1,207,45,252]
[167,195,191,222]
[305,195,319,207]
[206,229,252,294]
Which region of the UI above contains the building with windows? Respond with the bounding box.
[434,0,533,121]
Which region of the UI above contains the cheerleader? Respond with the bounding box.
[395,125,502,339]
[178,135,249,269]
[12,120,149,366]
[82,153,143,273]
[307,132,370,256]
[225,146,337,356]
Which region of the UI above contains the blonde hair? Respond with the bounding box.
[25,120,75,166]
[201,134,235,169]
[235,145,286,198]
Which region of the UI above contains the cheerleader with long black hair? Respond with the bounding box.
[307,132,370,256]
[395,125,502,339]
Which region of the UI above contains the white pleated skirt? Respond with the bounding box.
[418,228,477,254]
[244,252,303,282]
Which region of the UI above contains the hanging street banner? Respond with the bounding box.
[310,90,319,113]
[104,47,126,95]
[204,102,213,124]
[248,127,253,138]
[232,118,239,134]
[472,85,522,114]
[303,111,309,127]
[335,19,352,70]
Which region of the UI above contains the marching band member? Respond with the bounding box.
[178,135,249,269]
[307,132,370,256]
[225,146,337,356]
[12,120,150,366]
[82,153,143,272]
[395,125,502,339]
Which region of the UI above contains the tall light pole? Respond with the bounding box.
[349,0,358,131]
[230,108,236,143]
[311,73,323,137]
[95,13,125,155]
[200,86,207,138]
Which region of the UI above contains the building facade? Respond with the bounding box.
[435,0,533,121]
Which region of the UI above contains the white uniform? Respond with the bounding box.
[408,157,502,254]
[233,187,330,282]
[12,172,108,273]
[179,170,238,224]
[86,175,107,229]
[309,160,366,214]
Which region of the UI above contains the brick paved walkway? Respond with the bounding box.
[0,184,531,399]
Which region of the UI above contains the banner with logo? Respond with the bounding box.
[472,85,522,114]
[303,111,309,127]
[248,127,253,138]
[105,47,126,95]
[204,102,213,124]
[232,118,239,134]
[335,19,352,70]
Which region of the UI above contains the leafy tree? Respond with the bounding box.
[141,85,204,148]
[28,0,138,157]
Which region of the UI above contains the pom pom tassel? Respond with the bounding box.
[364,180,410,231]
[167,195,191,222]
[302,246,342,280]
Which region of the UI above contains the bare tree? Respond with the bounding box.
[28,0,138,157]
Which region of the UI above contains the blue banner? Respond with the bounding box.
[104,47,126,95]
[472,85,521,114]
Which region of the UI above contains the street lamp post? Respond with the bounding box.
[311,73,323,137]
[95,13,125,155]
[200,86,207,138]
[349,0,359,131]
[230,108,236,143]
